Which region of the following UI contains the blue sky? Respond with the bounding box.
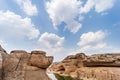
[0,0,120,61]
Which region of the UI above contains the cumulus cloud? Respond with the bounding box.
[77,30,106,46]
[46,0,115,33]
[46,0,82,33]
[76,30,107,54]
[15,0,38,16]
[80,0,115,13]
[0,11,40,39]
[38,32,65,54]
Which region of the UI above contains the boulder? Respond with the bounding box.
[0,45,53,80]
[30,51,53,68]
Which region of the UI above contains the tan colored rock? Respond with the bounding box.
[0,45,8,80]
[0,45,6,53]
[30,51,53,68]
[24,69,51,80]
[50,53,120,80]
[50,53,87,74]
[10,50,31,71]
[23,65,40,71]
[3,71,24,80]
[3,50,30,72]
[0,45,53,80]
[76,67,120,80]
[31,51,46,56]
[84,53,120,67]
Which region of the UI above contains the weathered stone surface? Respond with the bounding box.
[0,45,7,80]
[0,45,6,53]
[30,51,53,69]
[2,50,31,73]
[0,45,53,80]
[50,53,120,80]
[84,53,120,67]
[51,53,87,75]
[4,71,24,80]
[25,69,51,80]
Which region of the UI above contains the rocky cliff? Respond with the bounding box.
[0,45,53,80]
[50,53,120,80]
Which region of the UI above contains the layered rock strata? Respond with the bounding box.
[50,53,120,80]
[0,45,53,80]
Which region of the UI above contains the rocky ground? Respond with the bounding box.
[0,45,53,80]
[50,53,120,80]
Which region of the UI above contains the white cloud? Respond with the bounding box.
[80,0,95,14]
[78,16,84,21]
[77,30,106,46]
[64,20,82,33]
[0,40,7,48]
[38,32,65,54]
[46,0,115,33]
[46,0,82,33]
[0,11,40,39]
[76,30,107,54]
[15,0,38,16]
[37,32,66,61]
[94,0,115,13]
[80,0,115,13]
[79,43,107,53]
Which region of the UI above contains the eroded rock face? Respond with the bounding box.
[30,51,53,69]
[50,53,120,80]
[0,45,53,80]
[84,54,120,67]
[0,45,7,80]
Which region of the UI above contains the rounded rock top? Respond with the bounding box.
[31,51,46,55]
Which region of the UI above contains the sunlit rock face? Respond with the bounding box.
[50,53,120,80]
[0,45,53,80]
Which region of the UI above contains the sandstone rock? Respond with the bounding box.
[31,50,46,56]
[24,69,51,80]
[0,45,6,53]
[0,45,8,80]
[24,65,40,71]
[30,51,53,69]
[50,53,87,75]
[50,53,120,80]
[3,71,24,80]
[84,53,120,67]
[10,50,31,71]
[0,45,53,80]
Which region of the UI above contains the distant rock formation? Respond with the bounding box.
[50,53,120,80]
[0,45,53,80]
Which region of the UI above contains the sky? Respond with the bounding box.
[0,0,120,61]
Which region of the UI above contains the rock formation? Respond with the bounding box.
[50,53,120,80]
[0,45,53,80]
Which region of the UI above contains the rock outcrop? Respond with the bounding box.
[0,45,53,80]
[50,53,120,80]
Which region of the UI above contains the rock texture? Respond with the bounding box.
[0,45,53,80]
[50,53,120,80]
